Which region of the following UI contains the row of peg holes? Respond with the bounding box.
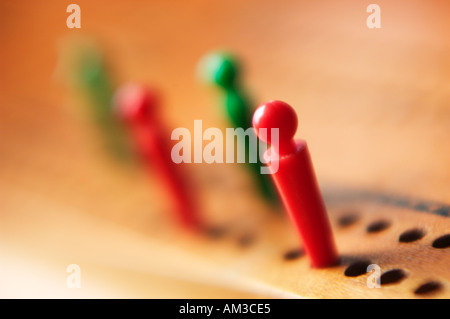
[207,211,449,296]
[338,213,449,296]
[282,212,450,296]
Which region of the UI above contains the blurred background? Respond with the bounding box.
[1,1,449,298]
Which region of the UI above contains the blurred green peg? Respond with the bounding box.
[199,52,279,203]
[74,46,132,162]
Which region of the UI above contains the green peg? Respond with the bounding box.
[199,52,279,203]
[75,47,132,162]
[199,52,238,89]
[223,88,252,129]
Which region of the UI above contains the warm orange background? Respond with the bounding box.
[1,1,449,298]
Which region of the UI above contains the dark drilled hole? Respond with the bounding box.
[399,228,426,243]
[413,203,429,212]
[380,269,407,285]
[203,225,228,239]
[433,206,450,217]
[337,213,359,228]
[432,234,450,249]
[283,249,303,261]
[344,260,372,277]
[392,198,411,207]
[414,281,443,296]
[366,220,391,233]
[237,234,254,248]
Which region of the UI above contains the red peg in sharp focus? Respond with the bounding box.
[114,84,199,229]
[253,100,338,268]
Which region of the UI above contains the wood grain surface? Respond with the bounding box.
[0,0,449,298]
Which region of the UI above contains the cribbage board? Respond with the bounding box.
[0,0,449,298]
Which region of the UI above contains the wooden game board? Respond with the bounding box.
[1,0,449,298]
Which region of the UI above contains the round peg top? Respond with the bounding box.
[114,84,159,125]
[252,100,298,155]
[198,52,240,89]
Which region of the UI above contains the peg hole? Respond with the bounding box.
[432,234,450,249]
[366,220,391,233]
[337,213,359,228]
[204,225,228,239]
[414,281,442,296]
[344,260,372,277]
[433,206,450,217]
[399,228,426,243]
[380,269,407,285]
[283,249,303,261]
[237,234,254,248]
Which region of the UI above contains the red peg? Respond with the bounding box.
[253,100,338,268]
[114,84,199,229]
